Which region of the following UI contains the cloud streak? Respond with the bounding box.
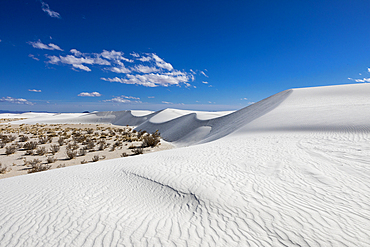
[348,77,370,83]
[0,96,34,105]
[41,1,61,19]
[28,40,63,51]
[29,89,42,92]
[103,95,141,103]
[78,92,101,97]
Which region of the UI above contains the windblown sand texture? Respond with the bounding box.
[0,83,370,246]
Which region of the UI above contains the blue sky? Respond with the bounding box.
[1,0,370,112]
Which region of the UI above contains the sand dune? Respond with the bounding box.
[1,83,370,246]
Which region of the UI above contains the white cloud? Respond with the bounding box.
[28,40,63,51]
[368,68,370,73]
[78,92,101,97]
[70,49,82,56]
[46,55,61,64]
[348,77,370,83]
[28,54,39,61]
[41,48,195,87]
[137,55,152,62]
[60,55,94,65]
[202,81,208,84]
[41,1,61,18]
[241,98,248,100]
[152,54,173,71]
[121,95,140,100]
[72,64,91,71]
[101,71,192,87]
[148,96,155,98]
[107,66,131,74]
[200,71,209,77]
[133,65,159,73]
[100,50,132,63]
[29,89,41,92]
[0,96,34,105]
[104,96,141,103]
[162,101,172,104]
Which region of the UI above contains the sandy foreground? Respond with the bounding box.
[0,83,370,246]
[0,123,174,179]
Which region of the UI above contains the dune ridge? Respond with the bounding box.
[1,83,370,246]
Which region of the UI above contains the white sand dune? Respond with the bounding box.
[1,83,370,246]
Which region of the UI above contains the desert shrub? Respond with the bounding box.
[97,140,107,150]
[85,139,95,150]
[78,148,86,156]
[0,163,8,174]
[19,135,29,142]
[38,136,50,144]
[92,155,100,162]
[57,164,66,168]
[25,150,34,155]
[132,147,144,155]
[5,145,17,155]
[23,141,38,150]
[0,135,13,144]
[47,156,56,163]
[80,159,88,164]
[142,131,161,148]
[28,159,51,173]
[101,155,106,160]
[86,128,94,134]
[49,144,60,155]
[67,142,79,151]
[0,142,5,148]
[36,146,47,156]
[66,149,77,159]
[29,158,41,166]
[128,144,136,149]
[121,152,128,157]
[9,135,16,142]
[137,130,147,139]
[57,137,65,146]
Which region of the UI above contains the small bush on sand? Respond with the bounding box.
[66,149,77,159]
[28,159,51,173]
[19,135,29,142]
[0,163,11,174]
[36,146,47,156]
[57,164,66,168]
[132,147,144,155]
[23,141,38,150]
[78,148,86,156]
[92,155,100,162]
[121,152,128,157]
[5,145,17,155]
[47,156,56,163]
[49,144,60,155]
[67,142,79,151]
[25,149,34,155]
[142,130,161,148]
[80,159,88,164]
[57,137,65,146]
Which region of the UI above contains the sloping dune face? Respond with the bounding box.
[1,83,370,246]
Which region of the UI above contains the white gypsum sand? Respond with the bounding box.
[0,83,369,246]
